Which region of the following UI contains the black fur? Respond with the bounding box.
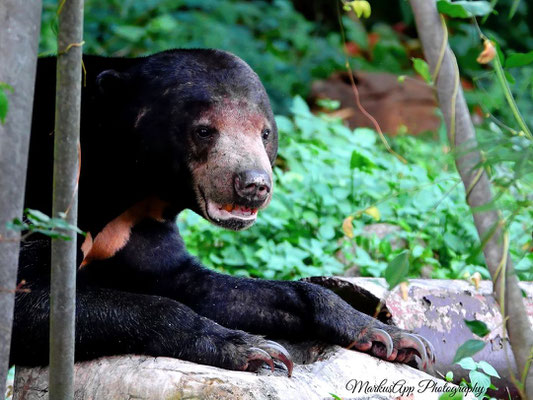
[12,50,431,373]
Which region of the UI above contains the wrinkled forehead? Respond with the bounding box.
[197,98,272,134]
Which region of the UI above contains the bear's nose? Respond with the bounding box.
[234,169,271,203]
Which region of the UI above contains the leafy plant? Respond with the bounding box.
[456,357,500,399]
[7,209,84,241]
[39,0,349,113]
[179,97,532,281]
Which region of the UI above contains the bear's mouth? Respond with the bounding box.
[207,201,258,220]
[199,188,258,230]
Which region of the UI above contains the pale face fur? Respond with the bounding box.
[190,99,276,230]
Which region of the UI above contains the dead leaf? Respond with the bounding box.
[477,40,496,64]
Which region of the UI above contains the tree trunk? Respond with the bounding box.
[409,0,533,397]
[0,1,42,396]
[49,0,84,399]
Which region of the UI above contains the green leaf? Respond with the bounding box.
[290,95,311,116]
[477,360,500,378]
[329,394,342,400]
[384,250,409,289]
[509,0,521,19]
[350,149,376,171]
[468,370,491,394]
[439,392,464,400]
[437,1,492,18]
[505,51,533,68]
[412,57,432,84]
[456,356,477,370]
[0,82,13,125]
[316,98,340,111]
[318,224,335,240]
[464,319,490,337]
[26,209,51,223]
[445,371,454,382]
[0,89,8,125]
[453,339,486,363]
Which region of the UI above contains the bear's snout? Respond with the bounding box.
[234,169,271,205]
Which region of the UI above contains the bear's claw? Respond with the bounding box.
[398,332,429,369]
[348,326,435,371]
[369,328,393,358]
[244,340,293,377]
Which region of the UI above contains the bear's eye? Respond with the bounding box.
[262,128,271,140]
[195,126,214,139]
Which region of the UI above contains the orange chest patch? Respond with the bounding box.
[79,198,167,268]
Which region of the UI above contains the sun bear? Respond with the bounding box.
[11,49,433,376]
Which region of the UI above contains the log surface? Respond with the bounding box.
[14,347,474,400]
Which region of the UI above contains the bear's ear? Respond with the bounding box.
[96,69,128,95]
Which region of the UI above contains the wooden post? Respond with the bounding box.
[0,0,42,396]
[49,0,84,398]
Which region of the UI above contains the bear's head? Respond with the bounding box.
[96,49,277,230]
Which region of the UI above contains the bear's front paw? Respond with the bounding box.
[217,332,293,376]
[348,326,435,370]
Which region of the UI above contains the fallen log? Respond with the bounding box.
[15,349,472,400]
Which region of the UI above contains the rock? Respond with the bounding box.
[306,277,533,399]
[311,71,440,135]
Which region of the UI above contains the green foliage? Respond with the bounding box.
[437,1,493,18]
[505,51,533,68]
[464,319,490,337]
[453,340,486,363]
[446,371,455,382]
[456,357,500,399]
[384,250,409,289]
[179,97,532,280]
[39,0,420,112]
[439,392,464,400]
[7,209,84,241]
[316,98,341,111]
[412,58,432,84]
[40,0,348,113]
[0,82,14,125]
